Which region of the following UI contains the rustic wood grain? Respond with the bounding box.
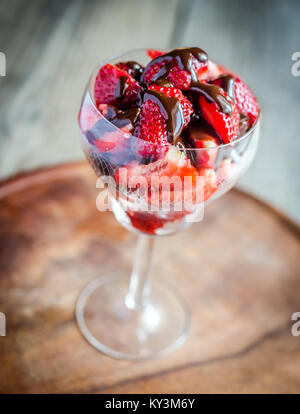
[0,162,299,394]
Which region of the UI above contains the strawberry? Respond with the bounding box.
[94,64,142,109]
[233,78,259,125]
[148,84,193,126]
[116,61,144,80]
[181,121,221,168]
[198,90,239,143]
[142,53,207,90]
[147,49,164,59]
[211,75,259,125]
[135,99,169,159]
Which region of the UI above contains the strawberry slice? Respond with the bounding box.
[142,50,208,90]
[211,75,259,126]
[199,90,239,143]
[233,78,259,125]
[135,99,169,160]
[114,147,216,207]
[94,64,142,109]
[147,49,164,59]
[116,61,144,80]
[181,121,221,168]
[148,84,193,126]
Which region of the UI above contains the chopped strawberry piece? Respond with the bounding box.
[199,91,240,143]
[148,84,193,126]
[211,75,259,126]
[135,99,169,159]
[233,78,259,125]
[116,61,144,80]
[147,49,164,59]
[94,64,142,109]
[142,54,207,90]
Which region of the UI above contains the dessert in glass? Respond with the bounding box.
[76,47,260,360]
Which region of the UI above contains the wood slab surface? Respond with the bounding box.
[0,162,300,394]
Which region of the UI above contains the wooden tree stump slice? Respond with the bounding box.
[0,162,299,393]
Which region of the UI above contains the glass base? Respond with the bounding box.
[76,271,189,361]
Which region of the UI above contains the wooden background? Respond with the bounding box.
[0,163,300,393]
[0,0,299,222]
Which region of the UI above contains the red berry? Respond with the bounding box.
[233,78,259,125]
[135,99,169,159]
[94,64,142,109]
[147,49,164,59]
[148,84,193,126]
[199,91,239,143]
[142,56,207,90]
[211,75,259,126]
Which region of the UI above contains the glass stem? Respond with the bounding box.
[126,235,155,310]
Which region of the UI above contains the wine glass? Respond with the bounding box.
[76,49,261,360]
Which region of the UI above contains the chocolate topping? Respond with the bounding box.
[213,74,235,101]
[114,76,130,101]
[110,107,140,132]
[143,89,185,143]
[142,47,208,85]
[141,46,233,118]
[120,61,144,80]
[238,113,250,137]
[189,81,233,115]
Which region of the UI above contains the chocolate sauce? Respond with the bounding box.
[189,81,232,115]
[141,46,233,117]
[119,61,144,80]
[238,113,250,137]
[142,47,208,85]
[177,120,221,167]
[213,74,235,101]
[110,107,140,132]
[143,89,185,143]
[103,105,119,120]
[114,76,130,101]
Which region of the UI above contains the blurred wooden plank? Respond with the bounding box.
[177,0,300,223]
[0,0,179,178]
[0,162,299,393]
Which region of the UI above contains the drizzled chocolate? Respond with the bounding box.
[102,47,237,145]
[101,105,140,133]
[142,89,185,143]
[188,82,232,115]
[212,74,235,101]
[119,61,144,80]
[141,46,234,129]
[110,107,140,132]
[114,76,132,101]
[141,47,208,84]
[238,113,250,137]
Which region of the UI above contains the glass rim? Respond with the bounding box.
[85,48,262,151]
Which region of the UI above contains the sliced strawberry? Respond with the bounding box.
[148,84,193,126]
[94,64,142,109]
[233,78,259,125]
[199,90,239,143]
[135,99,169,159]
[181,121,221,168]
[142,52,208,90]
[115,61,144,80]
[147,49,164,59]
[114,147,216,208]
[211,75,259,126]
